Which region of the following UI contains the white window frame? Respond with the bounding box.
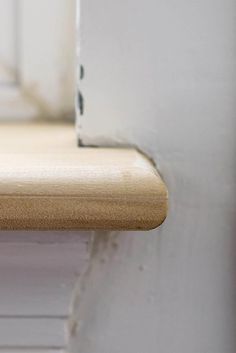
[0,0,76,120]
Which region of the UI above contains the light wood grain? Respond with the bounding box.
[0,122,168,230]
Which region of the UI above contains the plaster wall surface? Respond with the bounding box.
[74,0,236,352]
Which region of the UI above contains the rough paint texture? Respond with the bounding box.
[73,0,236,352]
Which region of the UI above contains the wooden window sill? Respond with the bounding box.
[0,122,168,230]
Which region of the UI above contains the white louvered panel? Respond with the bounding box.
[0,233,90,349]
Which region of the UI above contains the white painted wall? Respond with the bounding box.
[74,0,236,352]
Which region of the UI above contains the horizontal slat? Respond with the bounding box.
[0,240,89,316]
[0,123,168,230]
